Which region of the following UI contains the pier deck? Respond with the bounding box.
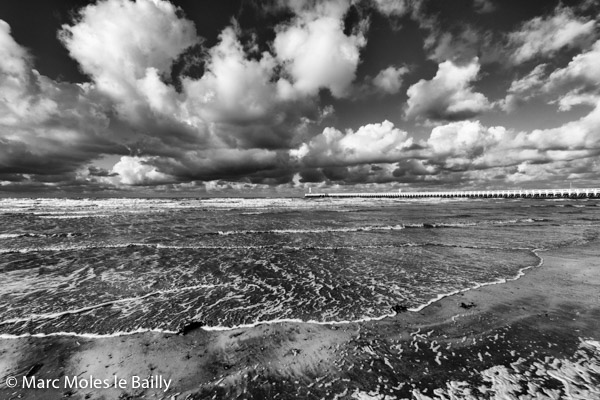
[305,188,600,199]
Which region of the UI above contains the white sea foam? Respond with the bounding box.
[38,214,111,219]
[0,233,20,239]
[0,241,530,255]
[216,225,407,235]
[200,313,394,332]
[0,327,177,339]
[0,283,223,326]
[215,219,540,236]
[196,248,544,332]
[0,196,558,216]
[0,247,544,337]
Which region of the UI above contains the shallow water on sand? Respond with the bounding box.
[0,197,598,335]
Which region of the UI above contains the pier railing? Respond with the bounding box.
[305,188,600,199]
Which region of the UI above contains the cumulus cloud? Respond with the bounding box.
[420,97,600,182]
[179,26,322,153]
[553,91,599,112]
[507,64,547,94]
[526,103,600,151]
[57,0,212,156]
[183,27,280,124]
[508,6,596,64]
[4,0,600,192]
[407,0,502,66]
[427,121,507,158]
[405,59,490,121]
[2,1,295,189]
[503,156,600,185]
[500,64,547,112]
[291,120,413,167]
[299,162,431,186]
[409,52,600,179]
[502,38,600,112]
[273,0,367,98]
[544,39,600,95]
[499,38,600,114]
[392,159,438,181]
[180,26,301,152]
[0,21,42,123]
[371,0,408,16]
[54,0,329,185]
[59,0,198,116]
[0,20,119,179]
[110,156,174,185]
[372,66,409,94]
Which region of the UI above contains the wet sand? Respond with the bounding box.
[1,242,599,399]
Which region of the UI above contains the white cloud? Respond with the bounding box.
[502,38,600,112]
[509,6,596,64]
[508,64,547,94]
[554,91,599,111]
[536,39,600,112]
[526,102,600,151]
[5,0,600,191]
[544,39,600,94]
[372,0,408,16]
[0,21,58,124]
[183,27,280,124]
[59,0,198,119]
[53,0,321,182]
[422,100,600,178]
[273,1,366,98]
[291,120,413,166]
[372,66,408,94]
[427,121,507,158]
[500,64,547,112]
[290,111,600,185]
[0,21,32,114]
[405,59,490,121]
[0,20,118,178]
[110,156,173,185]
[506,161,580,184]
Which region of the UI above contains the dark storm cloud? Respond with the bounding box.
[298,168,326,183]
[87,166,117,177]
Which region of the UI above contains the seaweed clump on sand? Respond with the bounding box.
[178,319,204,335]
[392,303,409,313]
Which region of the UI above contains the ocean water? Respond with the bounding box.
[0,197,598,336]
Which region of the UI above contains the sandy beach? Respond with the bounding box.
[1,241,599,399]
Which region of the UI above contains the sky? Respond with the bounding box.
[1,0,600,196]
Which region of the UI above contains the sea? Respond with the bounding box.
[0,196,598,337]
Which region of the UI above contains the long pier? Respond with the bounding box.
[305,188,600,199]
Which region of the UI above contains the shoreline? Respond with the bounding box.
[0,248,543,337]
[1,242,599,399]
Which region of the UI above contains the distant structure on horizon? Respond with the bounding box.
[305,188,600,199]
